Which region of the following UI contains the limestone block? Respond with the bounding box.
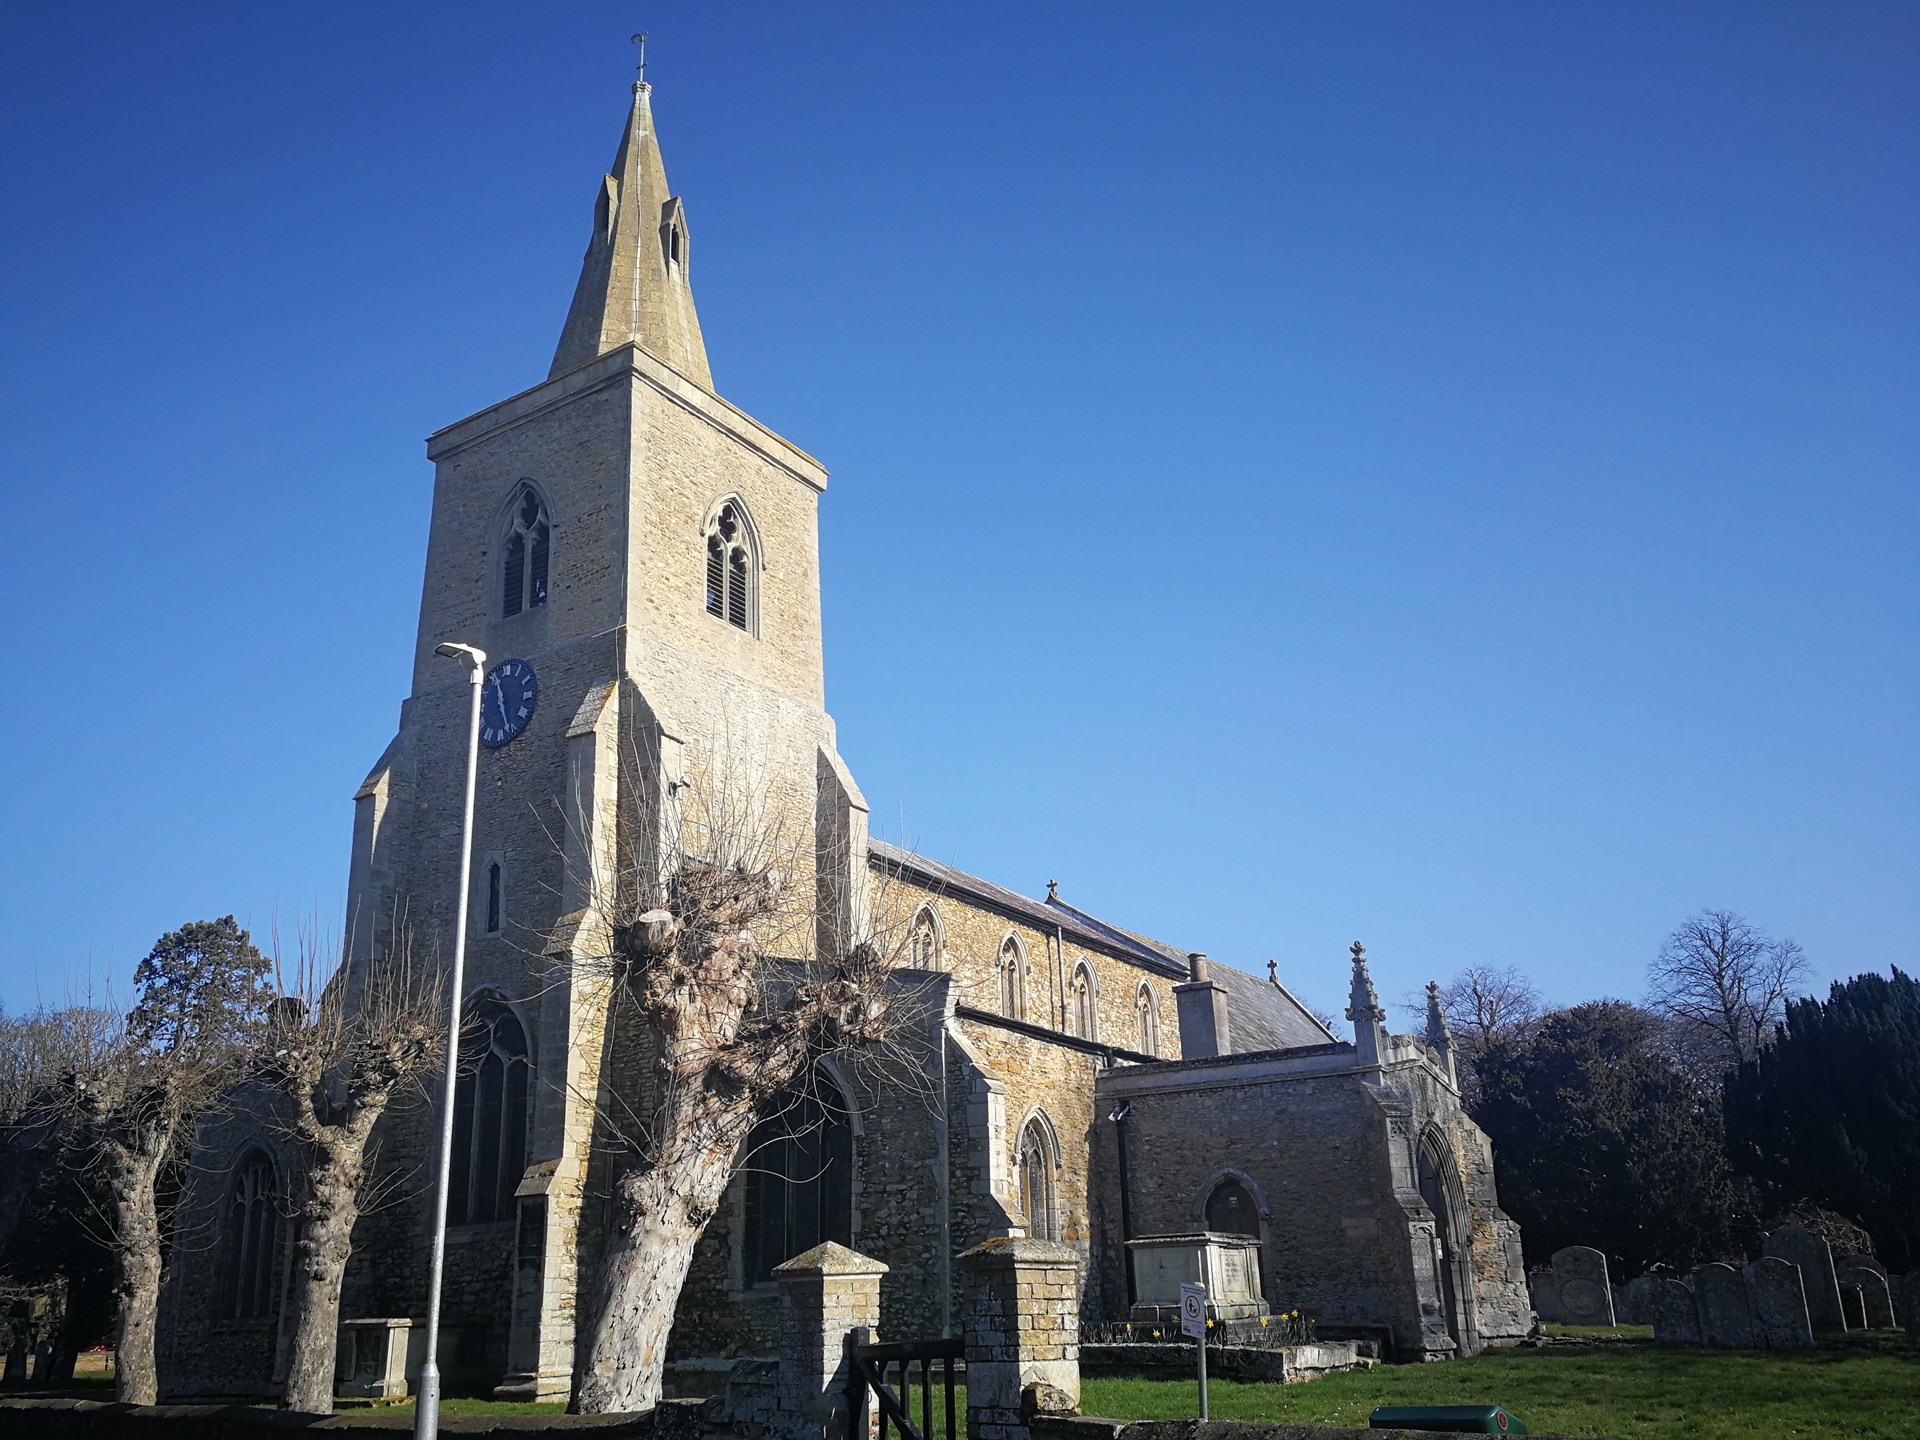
[1741,1257,1813,1350]
[1764,1225,1846,1332]
[1550,1246,1615,1326]
[1650,1278,1702,1344]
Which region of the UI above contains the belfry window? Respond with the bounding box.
[450,1000,530,1225]
[1070,963,1097,1041]
[742,1077,854,1287]
[998,938,1026,1021]
[221,1150,278,1319]
[1017,1117,1060,1242]
[704,499,756,633]
[501,485,550,618]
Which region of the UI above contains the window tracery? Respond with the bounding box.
[1070,963,1097,1041]
[221,1150,278,1319]
[450,999,530,1225]
[1017,1116,1060,1242]
[1137,982,1160,1056]
[742,1074,854,1287]
[998,937,1027,1021]
[704,499,756,633]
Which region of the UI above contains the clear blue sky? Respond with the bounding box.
[2,3,1914,1023]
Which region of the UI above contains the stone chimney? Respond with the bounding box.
[1174,952,1231,1059]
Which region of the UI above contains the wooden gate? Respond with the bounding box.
[846,1326,962,1440]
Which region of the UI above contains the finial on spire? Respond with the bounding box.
[631,32,649,85]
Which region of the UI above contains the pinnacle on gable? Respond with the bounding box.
[549,82,713,389]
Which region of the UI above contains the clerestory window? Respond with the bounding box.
[501,485,550,618]
[704,499,756,633]
[1070,963,1097,1041]
[998,937,1027,1021]
[1137,982,1160,1057]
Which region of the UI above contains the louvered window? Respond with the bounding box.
[703,500,756,634]
[500,485,550,619]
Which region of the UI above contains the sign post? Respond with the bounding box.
[1180,1281,1209,1420]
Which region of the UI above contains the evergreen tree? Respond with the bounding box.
[1724,968,1920,1270]
[1471,1000,1753,1276]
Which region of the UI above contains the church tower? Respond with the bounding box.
[342,79,868,1401]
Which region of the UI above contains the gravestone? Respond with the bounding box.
[1839,1282,1867,1330]
[1893,1273,1920,1350]
[1619,1274,1663,1326]
[1765,1225,1846,1332]
[1693,1263,1759,1347]
[1741,1256,1814,1349]
[1837,1262,1895,1329]
[1551,1246,1616,1326]
[1528,1270,1564,1323]
[1650,1278,1702,1344]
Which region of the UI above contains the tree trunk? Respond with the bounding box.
[112,1195,163,1405]
[281,1156,362,1414]
[572,1148,736,1413]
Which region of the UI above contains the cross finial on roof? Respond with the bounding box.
[1046,879,1059,901]
[631,32,649,84]
[1267,959,1278,984]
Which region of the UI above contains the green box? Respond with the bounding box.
[1369,1404,1528,1434]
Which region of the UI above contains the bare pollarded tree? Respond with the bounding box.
[1648,908,1808,1074]
[555,735,920,1414]
[58,918,272,1404]
[253,915,444,1415]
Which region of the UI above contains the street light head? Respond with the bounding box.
[434,642,487,673]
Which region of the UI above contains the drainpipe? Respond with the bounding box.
[1109,1101,1136,1308]
[935,1006,953,1334]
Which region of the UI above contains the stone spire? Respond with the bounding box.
[549,82,713,389]
[1345,941,1386,1070]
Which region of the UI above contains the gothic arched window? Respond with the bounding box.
[501,484,550,618]
[450,1000,531,1225]
[1205,1176,1260,1237]
[1137,982,1160,1056]
[910,907,941,970]
[704,498,757,633]
[221,1149,278,1319]
[1070,963,1097,1041]
[742,1075,854,1287]
[998,937,1027,1021]
[1017,1117,1060,1242]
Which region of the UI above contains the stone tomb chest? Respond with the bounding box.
[1127,1232,1267,1322]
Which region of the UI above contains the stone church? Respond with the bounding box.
[158,78,1530,1403]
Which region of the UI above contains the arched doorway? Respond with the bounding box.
[1416,1135,1474,1353]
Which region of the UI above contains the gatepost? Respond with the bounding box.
[770,1241,888,1440]
[957,1238,1081,1440]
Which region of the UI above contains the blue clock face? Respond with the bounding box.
[480,659,538,749]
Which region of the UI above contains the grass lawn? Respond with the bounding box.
[1081,1338,1920,1440]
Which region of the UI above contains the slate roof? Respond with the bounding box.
[866,837,1339,1050]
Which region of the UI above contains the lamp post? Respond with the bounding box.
[415,642,486,1439]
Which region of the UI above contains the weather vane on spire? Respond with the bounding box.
[631,32,649,85]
